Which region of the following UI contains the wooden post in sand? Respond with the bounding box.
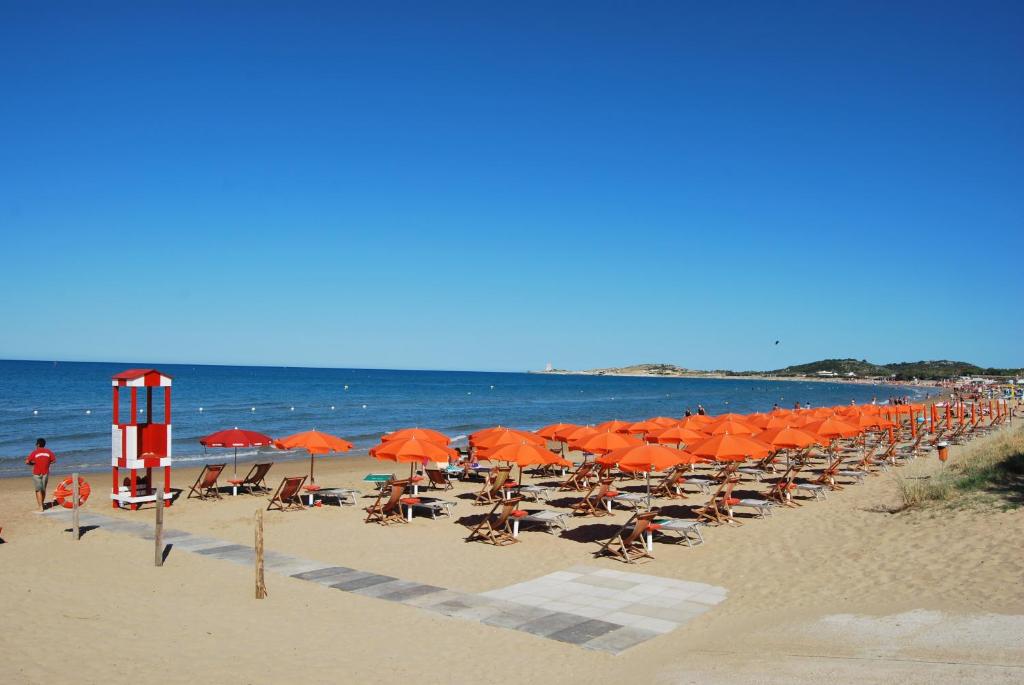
[154,489,164,567]
[71,472,80,541]
[255,509,267,599]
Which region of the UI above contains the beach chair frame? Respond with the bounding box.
[187,463,226,500]
[267,475,307,512]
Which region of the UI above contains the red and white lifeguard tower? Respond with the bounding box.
[111,369,173,509]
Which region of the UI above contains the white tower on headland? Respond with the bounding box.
[545,362,553,372]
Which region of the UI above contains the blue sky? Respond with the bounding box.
[2,1,1022,372]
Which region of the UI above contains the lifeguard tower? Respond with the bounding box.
[111,369,173,509]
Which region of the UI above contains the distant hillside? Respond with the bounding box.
[772,358,1023,380]
[772,359,892,377]
[589,363,691,376]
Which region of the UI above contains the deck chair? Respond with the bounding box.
[813,453,847,490]
[364,478,411,524]
[767,464,803,507]
[424,468,453,491]
[651,465,689,499]
[474,465,515,505]
[187,463,226,500]
[695,476,742,526]
[266,475,307,512]
[596,511,658,564]
[572,478,615,517]
[227,462,273,495]
[465,497,525,545]
[558,461,596,491]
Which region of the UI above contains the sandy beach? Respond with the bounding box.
[2,419,1022,684]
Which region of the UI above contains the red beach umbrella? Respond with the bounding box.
[200,428,273,478]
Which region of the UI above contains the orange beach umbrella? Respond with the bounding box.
[645,425,708,447]
[571,431,643,455]
[535,423,579,441]
[754,426,822,450]
[274,430,353,483]
[381,427,451,445]
[688,434,772,462]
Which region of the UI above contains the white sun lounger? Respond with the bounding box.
[836,469,869,484]
[793,482,828,500]
[612,492,651,511]
[402,497,457,521]
[729,498,774,518]
[512,509,571,536]
[684,476,715,494]
[518,484,554,502]
[314,487,361,506]
[650,518,705,548]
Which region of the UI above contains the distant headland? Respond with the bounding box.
[532,359,1024,382]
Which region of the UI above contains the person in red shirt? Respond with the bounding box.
[26,438,57,511]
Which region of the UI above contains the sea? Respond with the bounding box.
[0,359,928,477]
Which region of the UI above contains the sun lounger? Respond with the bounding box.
[596,511,658,564]
[730,497,774,518]
[650,517,704,547]
[226,462,273,496]
[313,487,361,506]
[793,481,828,500]
[400,496,457,520]
[267,475,307,512]
[187,463,226,500]
[512,509,571,536]
[364,478,411,525]
[465,497,525,545]
[611,492,651,511]
[518,484,554,502]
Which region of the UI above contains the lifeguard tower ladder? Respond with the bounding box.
[111,369,173,509]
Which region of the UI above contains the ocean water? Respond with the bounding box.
[0,360,925,477]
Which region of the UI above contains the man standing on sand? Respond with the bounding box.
[26,438,56,511]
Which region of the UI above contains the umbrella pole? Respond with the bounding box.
[310,453,315,484]
[233,447,238,478]
[646,471,652,511]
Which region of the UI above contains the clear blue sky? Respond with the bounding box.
[2,1,1022,372]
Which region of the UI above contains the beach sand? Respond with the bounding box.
[1,424,1022,684]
